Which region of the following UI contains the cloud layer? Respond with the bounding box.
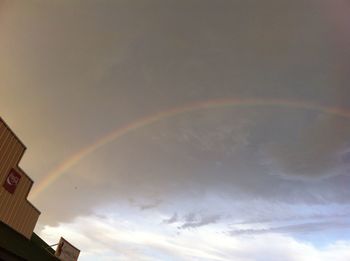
[40,208,350,261]
[1,0,350,260]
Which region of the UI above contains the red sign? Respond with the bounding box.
[3,169,21,194]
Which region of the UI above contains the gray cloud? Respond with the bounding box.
[261,115,350,178]
[163,210,223,229]
[163,213,178,224]
[230,219,350,236]
[178,214,221,229]
[1,0,350,230]
[138,200,162,211]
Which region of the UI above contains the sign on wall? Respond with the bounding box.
[3,169,21,194]
[55,237,80,261]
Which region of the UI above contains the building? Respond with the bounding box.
[0,117,60,260]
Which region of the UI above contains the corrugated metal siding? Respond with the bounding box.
[0,119,40,239]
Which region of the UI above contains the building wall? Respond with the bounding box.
[0,118,40,239]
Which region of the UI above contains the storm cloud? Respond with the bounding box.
[1,0,350,260]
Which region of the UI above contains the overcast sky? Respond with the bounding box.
[1,0,350,260]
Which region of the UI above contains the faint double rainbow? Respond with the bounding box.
[30,98,350,200]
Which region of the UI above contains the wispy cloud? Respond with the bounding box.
[230,219,350,236]
[138,200,163,211]
[40,211,350,261]
[179,214,222,229]
[163,213,178,224]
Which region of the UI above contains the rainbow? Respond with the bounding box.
[29,98,350,200]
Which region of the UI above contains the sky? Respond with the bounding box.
[1,0,350,260]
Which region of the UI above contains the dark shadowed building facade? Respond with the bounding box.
[0,117,59,260]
